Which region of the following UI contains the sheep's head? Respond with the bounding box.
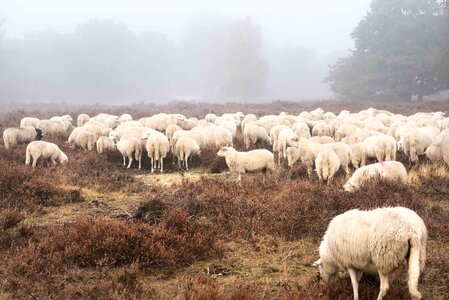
[59,152,69,164]
[35,128,43,141]
[217,147,229,157]
[312,259,338,284]
[343,180,355,192]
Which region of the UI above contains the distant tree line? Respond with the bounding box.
[326,0,449,101]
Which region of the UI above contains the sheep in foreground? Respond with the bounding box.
[343,161,407,192]
[116,137,142,169]
[146,132,170,172]
[425,137,449,165]
[313,206,427,300]
[25,141,68,168]
[3,126,43,149]
[175,136,201,170]
[217,147,276,185]
[315,149,340,184]
[96,136,116,154]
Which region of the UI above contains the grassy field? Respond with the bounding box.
[0,100,448,299]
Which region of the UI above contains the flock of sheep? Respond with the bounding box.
[2,106,448,299]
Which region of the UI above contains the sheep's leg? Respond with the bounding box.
[237,173,242,186]
[32,158,37,169]
[127,157,133,169]
[376,272,389,300]
[348,267,361,300]
[151,157,154,173]
[138,158,141,170]
[122,155,126,166]
[161,158,164,173]
[185,155,189,170]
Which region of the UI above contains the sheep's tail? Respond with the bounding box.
[407,237,424,299]
[25,145,31,165]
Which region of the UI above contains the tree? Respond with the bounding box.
[221,18,268,99]
[326,0,448,101]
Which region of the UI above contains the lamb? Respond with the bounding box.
[3,126,43,149]
[350,135,397,168]
[20,117,40,128]
[343,161,408,192]
[116,137,143,169]
[217,147,276,185]
[96,136,116,154]
[243,123,271,149]
[313,206,427,300]
[315,149,340,184]
[174,136,201,170]
[77,114,90,127]
[146,131,170,172]
[25,141,68,168]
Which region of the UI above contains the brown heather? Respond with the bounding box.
[0,100,448,299]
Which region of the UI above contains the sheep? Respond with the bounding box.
[292,121,311,139]
[20,117,40,128]
[312,121,332,137]
[425,135,449,165]
[174,136,201,170]
[361,135,396,162]
[3,126,43,149]
[217,146,276,185]
[335,124,360,141]
[50,116,73,131]
[270,125,291,154]
[118,113,133,124]
[205,113,218,123]
[116,137,142,169]
[36,119,67,135]
[288,139,351,177]
[165,124,182,146]
[315,149,340,184]
[343,129,383,144]
[178,118,198,130]
[402,126,440,163]
[96,136,116,154]
[75,131,97,151]
[313,206,427,300]
[241,113,257,132]
[25,141,68,168]
[146,131,170,172]
[277,128,299,164]
[145,113,185,132]
[343,161,407,192]
[77,114,90,127]
[243,123,271,149]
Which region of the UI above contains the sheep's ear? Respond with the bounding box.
[311,259,322,267]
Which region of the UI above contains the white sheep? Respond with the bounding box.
[205,113,218,123]
[241,113,258,133]
[25,141,68,168]
[314,206,427,300]
[269,125,291,157]
[165,124,182,146]
[425,133,449,165]
[20,117,40,128]
[351,135,397,168]
[312,121,332,137]
[402,126,440,163]
[243,123,271,149]
[118,113,133,124]
[146,131,170,172]
[315,149,340,184]
[277,128,299,164]
[116,137,143,169]
[36,119,67,135]
[217,147,276,185]
[343,161,407,192]
[3,126,43,149]
[96,136,116,154]
[174,136,201,170]
[77,114,90,127]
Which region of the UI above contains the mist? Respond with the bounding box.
[0,0,372,104]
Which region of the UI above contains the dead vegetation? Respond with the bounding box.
[0,100,448,299]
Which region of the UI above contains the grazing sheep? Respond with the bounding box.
[77,114,90,127]
[205,113,218,123]
[343,161,407,192]
[96,136,116,154]
[315,149,340,184]
[174,136,201,170]
[20,117,40,128]
[36,119,67,135]
[241,113,258,132]
[118,113,133,124]
[425,137,449,165]
[146,132,170,172]
[3,126,43,149]
[312,121,332,137]
[351,135,397,168]
[178,118,198,130]
[217,147,276,185]
[335,124,360,141]
[165,124,182,146]
[243,123,271,149]
[402,126,440,163]
[116,137,142,169]
[277,129,299,164]
[25,141,68,168]
[314,206,427,300]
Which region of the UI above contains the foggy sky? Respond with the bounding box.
[0,0,373,102]
[1,0,371,54]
